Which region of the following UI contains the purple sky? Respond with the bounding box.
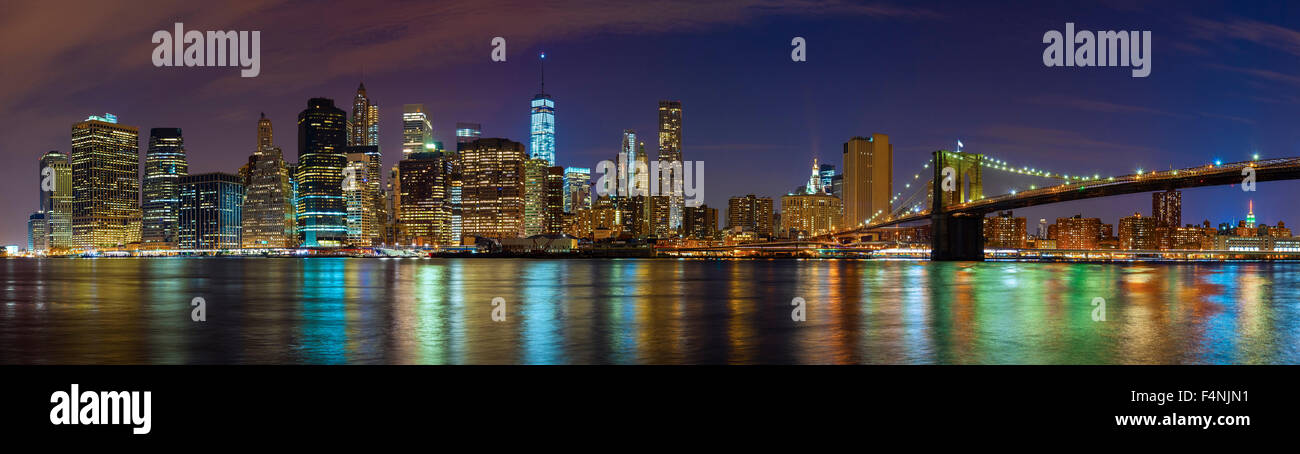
[4,0,1300,244]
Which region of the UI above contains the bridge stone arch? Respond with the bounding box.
[931,150,986,261]
[934,150,984,207]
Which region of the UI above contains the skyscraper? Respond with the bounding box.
[398,152,453,245]
[524,158,550,236]
[617,130,648,196]
[39,151,72,251]
[530,53,556,165]
[345,146,384,245]
[1119,213,1159,250]
[71,113,140,250]
[402,104,433,158]
[983,211,1027,248]
[683,204,719,239]
[657,100,683,231]
[141,128,188,249]
[842,134,892,227]
[563,167,591,213]
[349,82,379,146]
[296,98,349,247]
[242,113,297,248]
[544,166,566,235]
[461,138,527,239]
[1152,189,1181,228]
[727,194,774,237]
[780,192,842,238]
[28,212,47,252]
[179,173,245,249]
[819,164,835,194]
[455,122,482,151]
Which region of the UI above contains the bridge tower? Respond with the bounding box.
[931,150,985,261]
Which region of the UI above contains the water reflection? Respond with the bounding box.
[2,258,1298,364]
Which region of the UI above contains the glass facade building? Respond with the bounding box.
[179,173,245,249]
[71,114,140,250]
[295,98,349,247]
[141,128,188,249]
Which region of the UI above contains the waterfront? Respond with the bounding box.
[1,257,1297,364]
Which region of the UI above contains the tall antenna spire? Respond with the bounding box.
[539,51,546,94]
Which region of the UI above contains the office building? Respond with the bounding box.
[141,128,188,249]
[71,113,141,250]
[842,134,892,228]
[295,98,349,246]
[179,173,245,249]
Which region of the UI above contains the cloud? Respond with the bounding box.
[1025,94,1183,117]
[0,0,935,112]
[1186,17,1300,57]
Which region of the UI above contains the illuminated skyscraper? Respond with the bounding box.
[461,138,527,239]
[456,122,482,151]
[683,204,719,239]
[345,146,384,245]
[141,128,188,249]
[179,173,245,249]
[781,192,842,238]
[657,100,683,231]
[1119,213,1159,250]
[1152,189,1181,228]
[544,166,566,235]
[805,158,823,194]
[28,212,47,252]
[349,82,379,146]
[1053,215,1101,249]
[524,158,550,236]
[982,211,1027,248]
[819,164,835,194]
[71,113,140,250]
[296,98,349,247]
[727,194,774,237]
[39,151,72,251]
[402,104,433,159]
[564,167,591,213]
[1246,200,1256,228]
[616,130,648,196]
[842,134,892,227]
[242,113,297,248]
[530,52,556,165]
[398,152,453,245]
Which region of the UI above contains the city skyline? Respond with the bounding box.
[4,1,1300,245]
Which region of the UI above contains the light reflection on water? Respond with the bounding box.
[1,257,1298,365]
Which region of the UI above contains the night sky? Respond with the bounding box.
[4,0,1300,244]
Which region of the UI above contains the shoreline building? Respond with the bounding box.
[295,98,349,247]
[141,128,188,249]
[657,100,683,232]
[179,173,245,249]
[39,151,72,251]
[397,152,453,245]
[242,113,297,248]
[983,210,1027,248]
[345,146,384,246]
[462,138,527,239]
[71,113,141,250]
[781,192,843,239]
[842,134,892,228]
[727,194,774,238]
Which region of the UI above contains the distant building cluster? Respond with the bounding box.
[982,190,1299,252]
